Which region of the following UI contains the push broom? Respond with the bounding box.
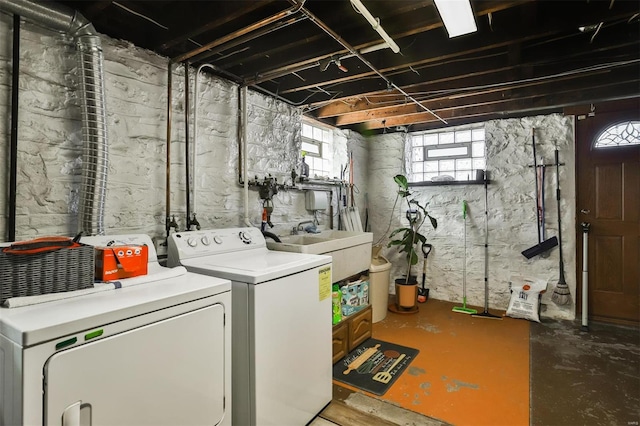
[551,143,572,305]
[453,200,477,314]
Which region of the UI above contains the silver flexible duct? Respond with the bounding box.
[76,35,108,236]
[1,0,108,236]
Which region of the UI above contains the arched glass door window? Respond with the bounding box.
[594,121,640,148]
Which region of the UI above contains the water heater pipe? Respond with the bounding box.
[241,86,251,227]
[165,62,173,237]
[192,63,218,216]
[8,14,20,241]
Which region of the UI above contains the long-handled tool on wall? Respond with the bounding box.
[551,143,572,305]
[472,174,502,320]
[453,200,477,314]
[522,129,558,259]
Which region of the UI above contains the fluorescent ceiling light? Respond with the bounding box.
[350,0,400,53]
[359,42,392,54]
[433,0,478,38]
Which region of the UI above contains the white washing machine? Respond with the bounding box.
[167,227,333,426]
[0,234,231,426]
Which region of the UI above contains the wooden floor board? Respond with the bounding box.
[317,400,398,426]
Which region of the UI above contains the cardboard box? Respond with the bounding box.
[340,279,369,317]
[95,245,148,281]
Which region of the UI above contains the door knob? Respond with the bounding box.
[580,209,590,214]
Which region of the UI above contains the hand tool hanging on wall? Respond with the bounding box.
[522,129,558,259]
[472,173,502,320]
[536,163,546,242]
[551,144,571,305]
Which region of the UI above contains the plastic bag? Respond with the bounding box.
[506,275,548,322]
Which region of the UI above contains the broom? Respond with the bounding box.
[551,144,572,305]
[453,200,477,314]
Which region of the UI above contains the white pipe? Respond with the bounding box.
[193,63,217,215]
[349,0,400,53]
[242,86,251,227]
[581,222,590,331]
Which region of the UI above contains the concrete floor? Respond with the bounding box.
[530,319,640,426]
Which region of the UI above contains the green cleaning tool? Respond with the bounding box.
[453,200,477,315]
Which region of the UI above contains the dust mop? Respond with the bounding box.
[472,176,502,320]
[453,200,477,314]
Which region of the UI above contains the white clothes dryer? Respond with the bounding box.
[167,227,333,426]
[0,234,231,426]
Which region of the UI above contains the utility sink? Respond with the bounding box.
[267,230,373,282]
[274,235,330,246]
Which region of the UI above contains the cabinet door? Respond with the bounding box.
[348,307,372,351]
[332,322,348,364]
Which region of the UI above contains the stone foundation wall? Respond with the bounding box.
[368,117,576,320]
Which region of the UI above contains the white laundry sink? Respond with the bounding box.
[267,231,373,282]
[274,235,330,246]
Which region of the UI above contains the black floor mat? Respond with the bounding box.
[333,338,419,395]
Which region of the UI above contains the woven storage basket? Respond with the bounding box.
[0,244,95,304]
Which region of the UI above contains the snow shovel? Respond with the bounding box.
[418,243,432,303]
[522,129,558,259]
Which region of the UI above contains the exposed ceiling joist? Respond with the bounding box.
[54,0,640,134]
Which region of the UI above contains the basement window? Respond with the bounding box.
[594,121,640,148]
[301,120,333,177]
[409,124,486,183]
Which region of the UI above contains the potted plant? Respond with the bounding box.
[387,174,437,309]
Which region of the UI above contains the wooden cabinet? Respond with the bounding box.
[332,322,348,364]
[332,305,372,364]
[348,306,372,350]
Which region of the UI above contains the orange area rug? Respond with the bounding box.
[334,299,530,426]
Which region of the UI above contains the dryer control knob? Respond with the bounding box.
[239,231,252,244]
[201,236,211,246]
[187,237,198,247]
[213,235,223,244]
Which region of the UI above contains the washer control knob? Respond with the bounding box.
[239,231,252,244]
[213,235,223,245]
[201,235,211,246]
[187,237,197,248]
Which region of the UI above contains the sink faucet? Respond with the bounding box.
[293,220,316,234]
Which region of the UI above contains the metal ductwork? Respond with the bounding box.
[2,0,108,236]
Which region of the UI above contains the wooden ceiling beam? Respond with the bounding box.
[315,94,407,118]
[276,4,638,95]
[243,1,527,84]
[360,79,640,130]
[335,104,421,126]
[154,1,274,53]
[308,38,638,113]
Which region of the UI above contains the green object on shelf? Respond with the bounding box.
[332,284,342,325]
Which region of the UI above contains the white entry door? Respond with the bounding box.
[44,304,226,425]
